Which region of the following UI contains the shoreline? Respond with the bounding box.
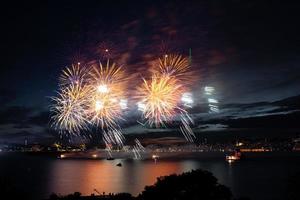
[1,150,299,160]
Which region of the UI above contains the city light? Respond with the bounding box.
[92,154,98,158]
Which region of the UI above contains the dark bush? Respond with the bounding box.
[138,169,232,200]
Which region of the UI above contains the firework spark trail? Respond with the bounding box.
[86,60,128,146]
[50,81,91,135]
[132,138,145,159]
[59,63,89,87]
[88,61,127,126]
[158,54,196,142]
[137,74,183,127]
[137,54,196,142]
[132,148,139,159]
[134,138,146,151]
[102,129,125,147]
[152,54,194,83]
[104,140,113,158]
[180,111,195,142]
[180,92,195,142]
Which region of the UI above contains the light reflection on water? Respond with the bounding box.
[0,152,300,200]
[49,159,194,196]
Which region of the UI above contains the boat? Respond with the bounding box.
[116,163,122,167]
[152,154,159,163]
[226,149,242,163]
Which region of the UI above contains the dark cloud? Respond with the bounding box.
[223,111,300,129]
[28,111,50,126]
[13,124,31,129]
[0,106,33,125]
[0,106,52,142]
[0,105,50,127]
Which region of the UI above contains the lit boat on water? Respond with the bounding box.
[226,150,242,163]
[152,154,159,163]
[59,154,65,159]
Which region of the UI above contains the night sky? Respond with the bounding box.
[1,0,300,143]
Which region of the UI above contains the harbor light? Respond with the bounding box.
[92,154,98,158]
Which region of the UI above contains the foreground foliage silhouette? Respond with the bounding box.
[47,169,232,200]
[286,172,300,200]
[137,169,232,200]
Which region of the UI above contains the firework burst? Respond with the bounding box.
[59,63,89,87]
[152,54,193,83]
[137,54,196,142]
[51,60,128,146]
[137,74,183,127]
[87,61,127,130]
[50,81,91,135]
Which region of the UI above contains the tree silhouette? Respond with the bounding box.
[286,172,300,200]
[138,169,232,200]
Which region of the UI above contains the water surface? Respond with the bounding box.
[0,152,299,200]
